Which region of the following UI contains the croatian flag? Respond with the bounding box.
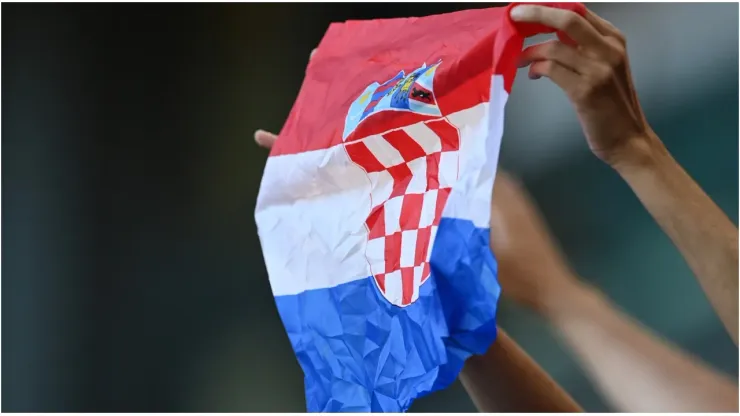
[256,3,584,412]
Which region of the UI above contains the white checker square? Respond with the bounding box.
[405,158,427,195]
[438,151,458,189]
[364,135,404,168]
[400,229,418,268]
[418,189,438,228]
[367,170,394,208]
[365,236,386,275]
[384,270,403,305]
[404,122,442,154]
[383,195,404,235]
[427,225,439,261]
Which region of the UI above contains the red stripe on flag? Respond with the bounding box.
[271,4,586,156]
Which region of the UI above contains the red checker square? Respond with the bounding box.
[399,193,424,230]
[384,231,403,273]
[383,129,427,162]
[401,267,415,306]
[414,226,432,265]
[387,163,413,198]
[426,119,460,152]
[425,152,441,191]
[366,205,385,239]
[345,141,386,173]
[421,262,431,283]
[375,273,386,292]
[434,187,452,225]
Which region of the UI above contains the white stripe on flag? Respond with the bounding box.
[257,75,508,296]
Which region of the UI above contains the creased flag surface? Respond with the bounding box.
[255,3,585,412]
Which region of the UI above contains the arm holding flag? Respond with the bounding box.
[490,172,738,413]
[459,327,582,412]
[512,4,739,344]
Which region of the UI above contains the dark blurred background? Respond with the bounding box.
[3,2,738,412]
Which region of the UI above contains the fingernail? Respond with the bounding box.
[254,130,266,143]
[509,5,530,20]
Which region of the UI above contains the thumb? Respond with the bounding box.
[254,129,278,149]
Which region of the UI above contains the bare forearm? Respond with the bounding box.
[614,134,738,343]
[460,328,582,412]
[543,283,738,413]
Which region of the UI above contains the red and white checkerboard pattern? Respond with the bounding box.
[343,118,460,307]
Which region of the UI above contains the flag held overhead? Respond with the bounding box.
[256,3,585,412]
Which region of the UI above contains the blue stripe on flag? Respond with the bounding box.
[274,217,500,412]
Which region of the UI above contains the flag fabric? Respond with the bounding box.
[256,3,584,412]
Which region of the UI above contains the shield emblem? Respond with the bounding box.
[343,61,443,140]
[342,61,461,307]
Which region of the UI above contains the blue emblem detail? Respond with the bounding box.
[343,61,442,140]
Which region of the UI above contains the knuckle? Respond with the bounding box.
[613,42,626,59]
[613,29,627,45]
[577,66,612,102]
[594,65,614,85]
[530,6,543,20]
[561,13,580,32]
[542,41,560,57]
[541,60,557,75]
[606,41,626,67]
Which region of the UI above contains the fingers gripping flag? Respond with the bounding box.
[255,3,585,412]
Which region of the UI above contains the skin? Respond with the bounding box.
[491,172,738,413]
[459,327,582,412]
[510,4,738,344]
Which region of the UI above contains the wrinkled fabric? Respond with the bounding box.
[256,3,585,412]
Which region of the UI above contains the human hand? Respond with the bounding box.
[253,48,317,150]
[511,5,658,167]
[254,129,277,149]
[491,172,583,313]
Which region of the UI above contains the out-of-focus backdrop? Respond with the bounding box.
[3,2,738,412]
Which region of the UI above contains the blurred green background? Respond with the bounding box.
[3,2,737,412]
